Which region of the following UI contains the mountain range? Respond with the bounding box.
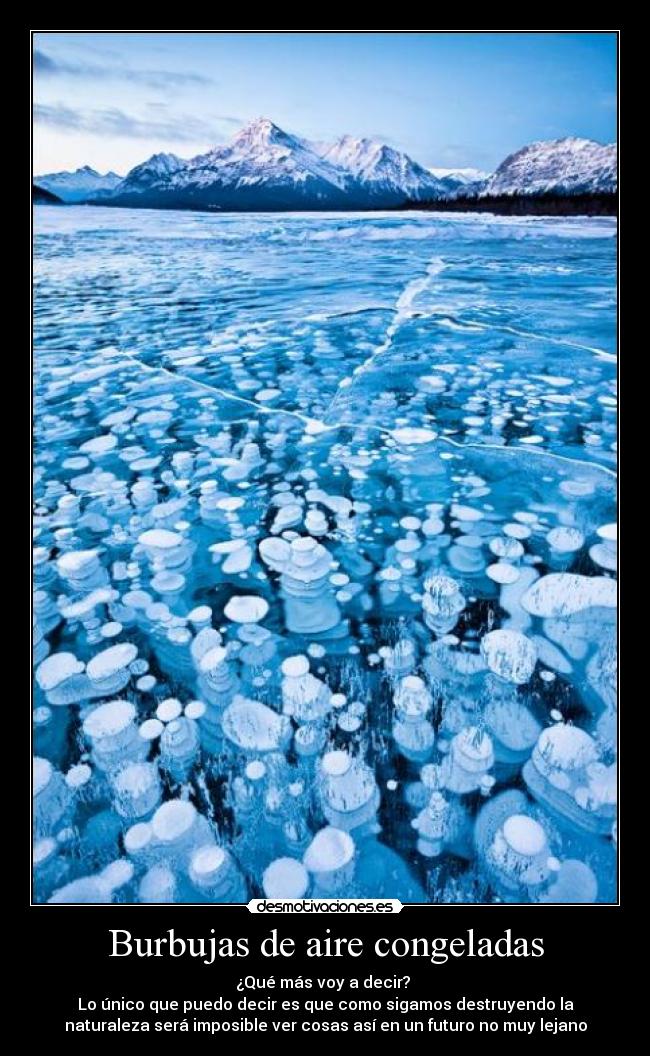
[36,118,617,212]
[35,164,122,203]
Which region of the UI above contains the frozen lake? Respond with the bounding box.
[33,207,617,904]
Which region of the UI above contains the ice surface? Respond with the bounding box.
[32,207,617,904]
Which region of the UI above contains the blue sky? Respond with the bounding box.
[33,32,617,176]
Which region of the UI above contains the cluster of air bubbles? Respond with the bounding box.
[32,211,617,903]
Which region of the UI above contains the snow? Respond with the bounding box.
[484,137,617,197]
[58,123,616,212]
[429,166,490,184]
[36,165,122,203]
[319,134,445,199]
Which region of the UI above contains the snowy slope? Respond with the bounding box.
[37,166,122,203]
[483,138,617,197]
[104,119,449,209]
[110,119,351,209]
[318,135,445,201]
[116,152,186,190]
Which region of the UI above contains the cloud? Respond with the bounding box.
[34,102,233,143]
[33,49,213,89]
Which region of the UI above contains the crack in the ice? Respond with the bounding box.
[115,346,616,481]
[322,256,447,423]
[461,319,617,362]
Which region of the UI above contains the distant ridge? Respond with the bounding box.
[36,166,121,203]
[37,122,617,214]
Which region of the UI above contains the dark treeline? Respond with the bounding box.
[403,191,617,217]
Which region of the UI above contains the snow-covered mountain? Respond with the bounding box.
[108,120,350,210]
[101,119,448,210]
[429,167,489,183]
[36,165,122,203]
[317,134,445,201]
[482,137,617,197]
[119,152,186,189]
[68,123,617,212]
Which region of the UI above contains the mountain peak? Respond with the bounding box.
[485,136,617,197]
[232,117,290,150]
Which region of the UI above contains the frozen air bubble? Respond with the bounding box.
[263,857,310,898]
[321,750,353,777]
[139,865,176,903]
[124,822,153,855]
[184,700,206,720]
[83,699,135,741]
[139,718,164,741]
[481,629,537,685]
[546,527,584,553]
[151,799,197,843]
[521,574,617,617]
[224,595,269,624]
[502,814,546,856]
[156,698,183,723]
[303,827,355,873]
[282,655,310,678]
[486,563,520,585]
[86,643,138,683]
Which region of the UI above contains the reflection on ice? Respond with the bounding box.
[33,207,617,903]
